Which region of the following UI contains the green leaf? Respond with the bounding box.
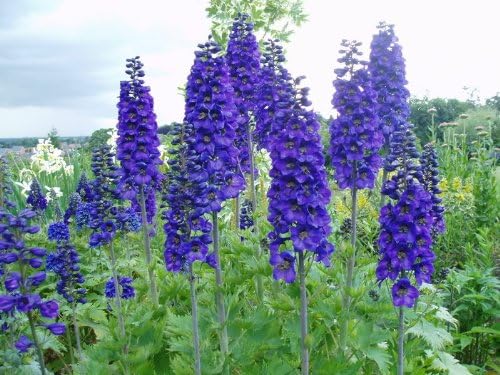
[406,319,453,350]
[430,351,472,375]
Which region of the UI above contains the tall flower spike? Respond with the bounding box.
[420,143,445,234]
[0,209,64,366]
[226,13,261,174]
[329,40,383,190]
[377,122,435,308]
[369,22,410,142]
[116,57,163,223]
[184,37,244,211]
[26,179,47,213]
[46,221,86,304]
[264,50,333,282]
[255,40,290,150]
[162,122,213,272]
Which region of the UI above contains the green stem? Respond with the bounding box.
[72,304,82,359]
[340,178,358,351]
[234,196,241,230]
[65,324,75,365]
[247,120,264,301]
[189,267,202,375]
[139,187,159,306]
[28,311,46,375]
[397,307,404,375]
[298,251,309,375]
[211,211,229,373]
[109,241,126,339]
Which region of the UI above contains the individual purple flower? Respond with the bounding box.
[39,300,59,319]
[420,143,445,234]
[116,57,163,222]
[26,179,47,212]
[270,251,296,282]
[329,40,383,189]
[226,13,261,174]
[105,276,135,300]
[44,322,66,336]
[15,335,33,353]
[47,221,70,242]
[260,41,333,282]
[369,22,410,142]
[392,278,419,308]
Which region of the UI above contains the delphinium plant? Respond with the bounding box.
[46,220,86,360]
[368,22,410,207]
[183,37,244,371]
[0,209,65,375]
[26,179,48,215]
[377,122,436,375]
[162,121,214,375]
[329,39,383,351]
[84,145,138,345]
[226,13,261,227]
[115,57,163,305]
[420,143,446,235]
[262,39,334,375]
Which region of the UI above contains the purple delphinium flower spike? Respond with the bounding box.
[377,123,436,308]
[162,122,213,271]
[329,40,383,190]
[26,179,47,213]
[420,143,445,234]
[226,13,261,174]
[116,57,163,223]
[369,22,410,143]
[184,38,244,210]
[0,209,65,353]
[261,40,333,282]
[46,221,86,304]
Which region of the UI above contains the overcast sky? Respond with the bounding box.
[0,0,499,138]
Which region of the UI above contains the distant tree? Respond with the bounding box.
[86,128,112,152]
[409,97,475,145]
[158,123,176,135]
[486,93,500,113]
[48,127,61,148]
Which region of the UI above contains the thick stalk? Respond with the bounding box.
[189,268,202,375]
[28,311,46,375]
[247,121,264,301]
[72,304,82,359]
[340,176,358,351]
[139,187,159,305]
[65,325,75,364]
[397,307,404,375]
[298,251,309,375]
[211,212,229,370]
[109,241,126,339]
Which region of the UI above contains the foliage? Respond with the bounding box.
[206,0,308,46]
[85,128,113,153]
[409,97,474,144]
